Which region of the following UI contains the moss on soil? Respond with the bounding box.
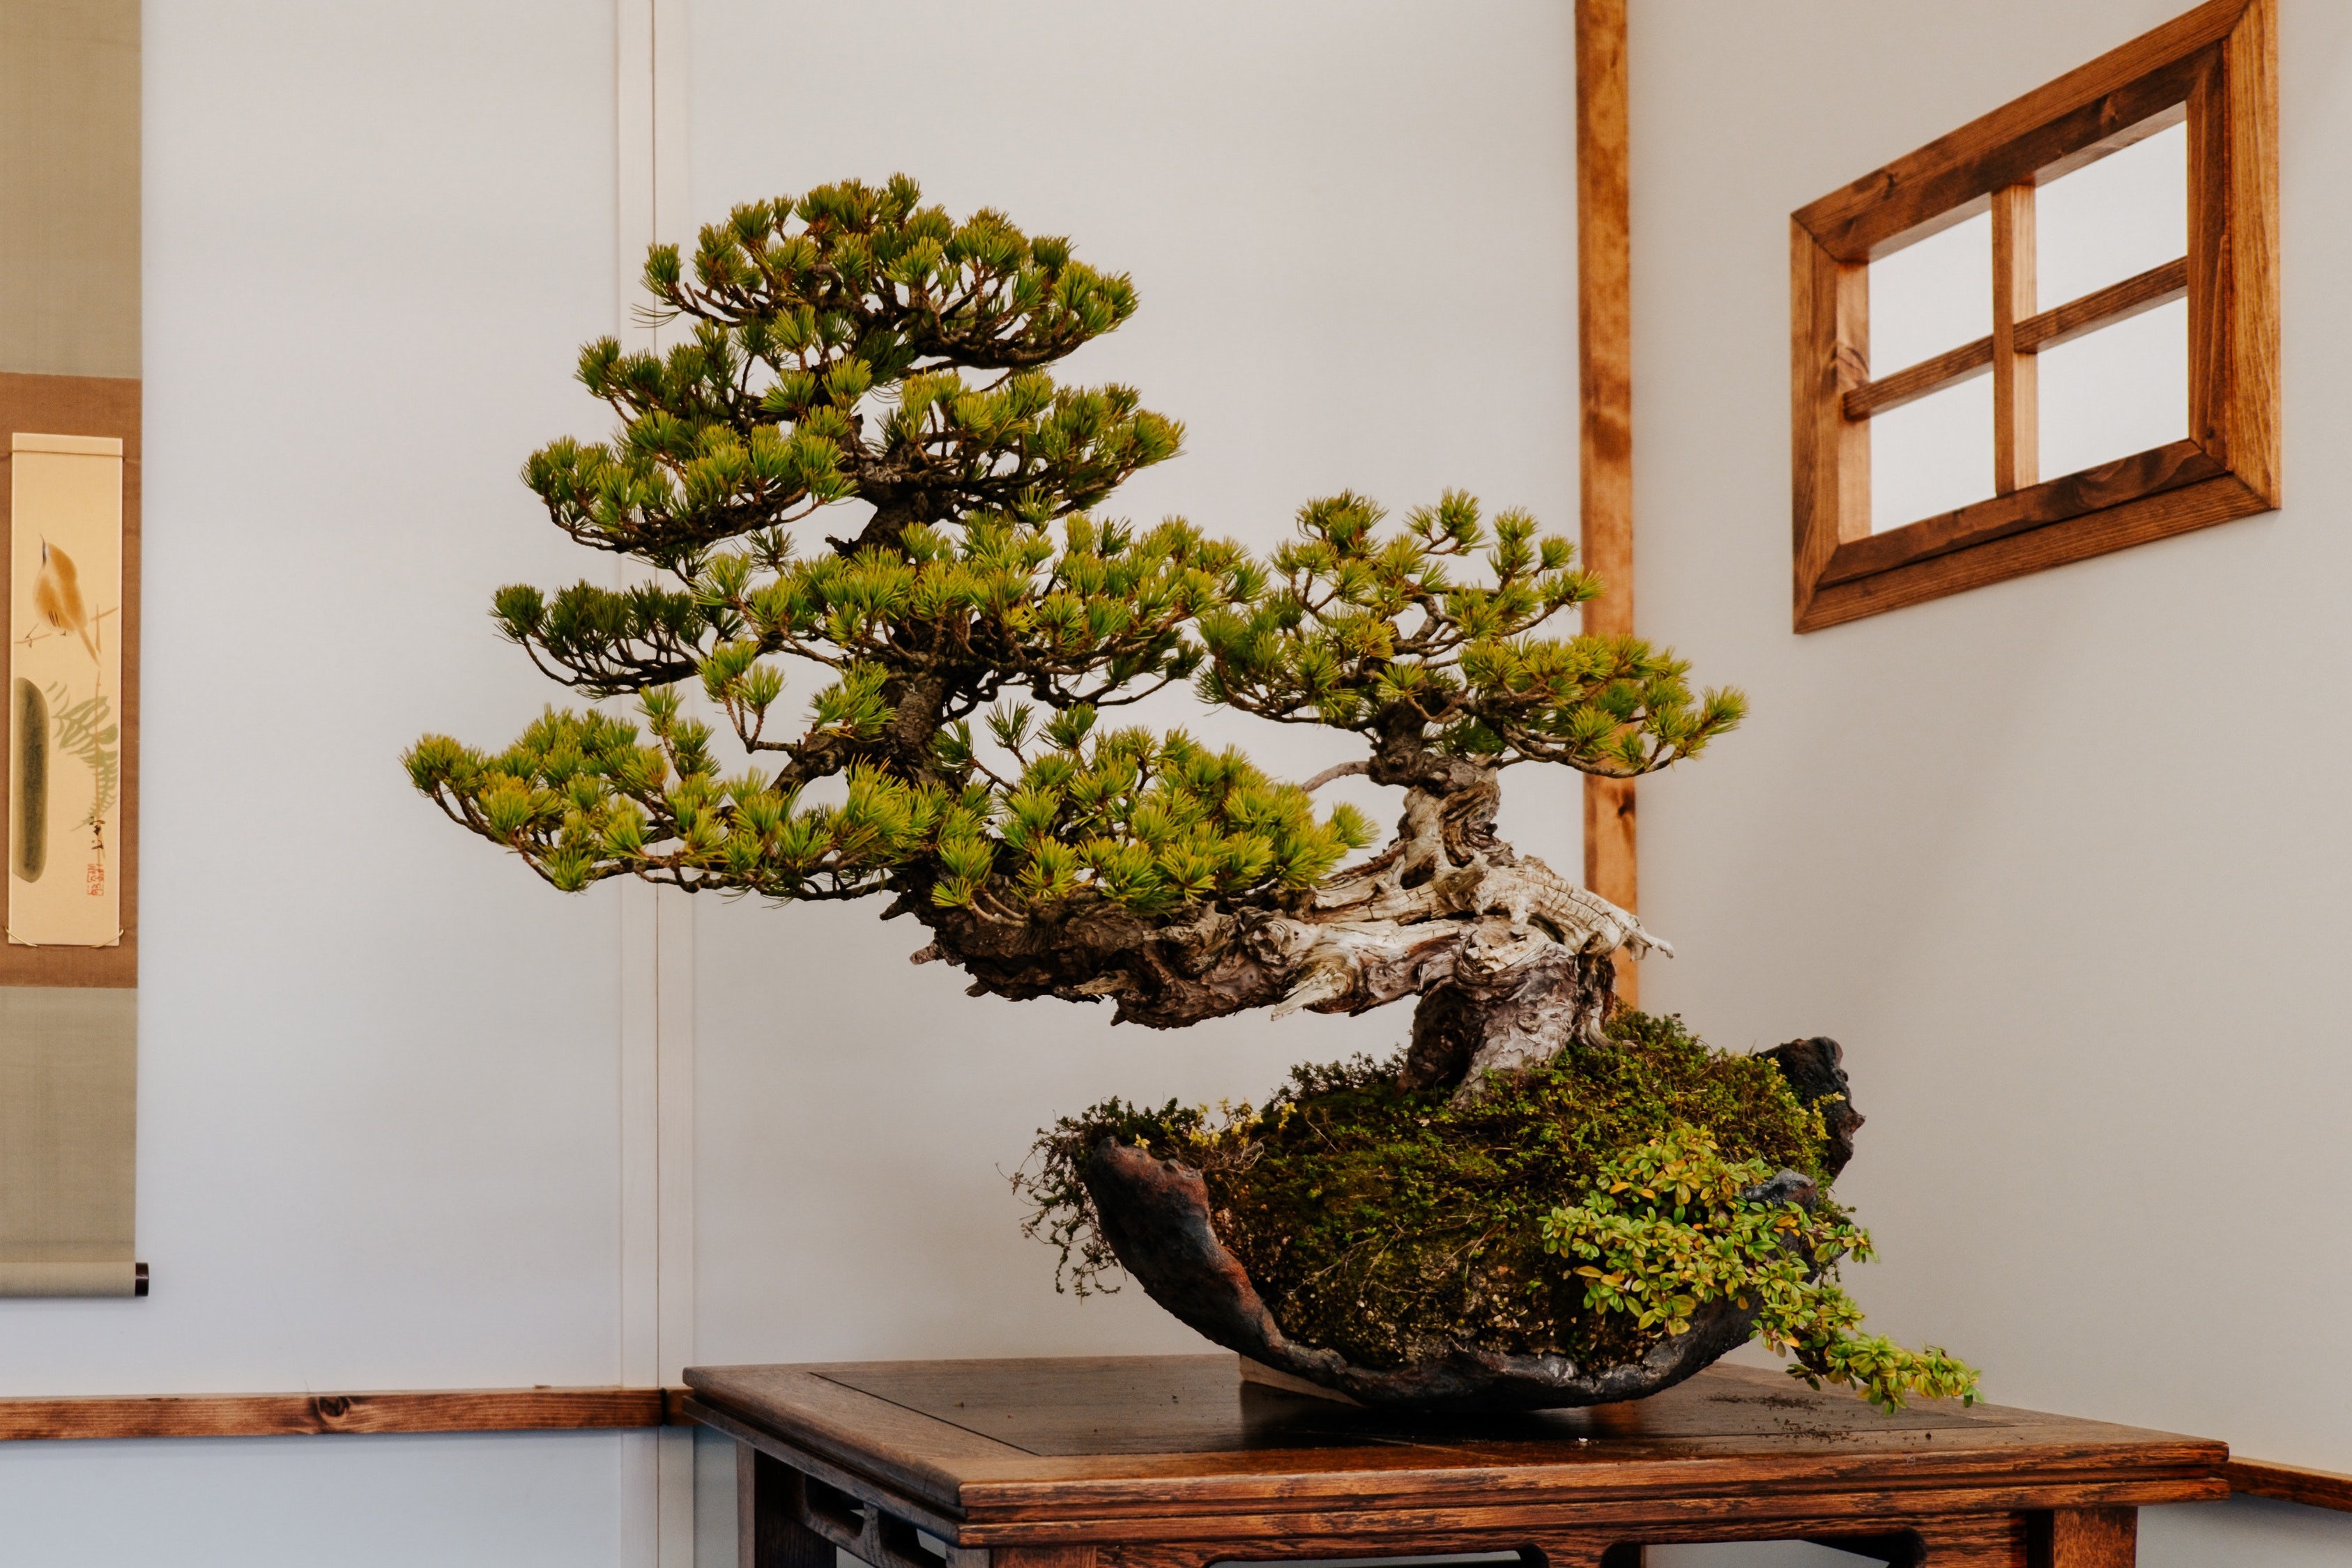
[1023,1010,1831,1371]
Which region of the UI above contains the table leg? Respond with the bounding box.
[2033,1508,2136,1567]
[739,1445,834,1568]
[1598,1548,1644,1568]
[1913,1515,2038,1565]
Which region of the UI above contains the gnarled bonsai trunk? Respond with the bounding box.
[909,751,1663,1100]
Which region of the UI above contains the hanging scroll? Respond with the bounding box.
[9,433,123,948]
[0,0,144,1299]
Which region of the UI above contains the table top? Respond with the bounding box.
[682,1353,2229,1538]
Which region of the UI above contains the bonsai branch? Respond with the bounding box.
[915,769,1667,1100]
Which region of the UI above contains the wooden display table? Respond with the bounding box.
[682,1355,2226,1568]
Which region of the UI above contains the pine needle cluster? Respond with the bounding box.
[406,175,1742,916]
[1203,491,1743,774]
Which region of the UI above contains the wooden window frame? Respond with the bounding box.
[1790,0,2277,633]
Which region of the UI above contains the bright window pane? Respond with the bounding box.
[2036,120,2185,306]
[2038,296,2187,478]
[1868,209,1989,375]
[1870,374,1993,532]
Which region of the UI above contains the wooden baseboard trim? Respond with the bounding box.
[0,1388,2337,1512]
[0,1386,690,1441]
[2226,1458,2352,1513]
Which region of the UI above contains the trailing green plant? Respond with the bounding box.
[1537,1125,1978,1413]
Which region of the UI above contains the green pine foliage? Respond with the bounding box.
[1202,491,1745,774]
[406,690,1372,909]
[530,174,1171,569]
[406,176,1740,915]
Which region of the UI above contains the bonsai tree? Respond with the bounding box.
[408,176,1973,1412]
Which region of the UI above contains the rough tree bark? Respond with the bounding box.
[905,751,1666,1100]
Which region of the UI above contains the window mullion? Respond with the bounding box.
[1992,182,2039,495]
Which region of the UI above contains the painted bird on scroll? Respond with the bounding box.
[32,540,98,662]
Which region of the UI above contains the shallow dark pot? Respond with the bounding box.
[1080,1140,1815,1411]
[1080,1037,1858,1413]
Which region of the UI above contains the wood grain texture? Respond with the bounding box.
[1574,0,1637,1000]
[783,1452,991,1568]
[2220,0,2280,502]
[945,1477,2222,1548]
[1819,439,2220,586]
[1841,259,2190,422]
[1843,337,1993,422]
[1575,0,1632,635]
[1102,1517,2026,1568]
[1789,224,1870,629]
[2186,49,2231,479]
[1799,471,2266,632]
[1582,775,1637,1003]
[996,1550,1099,1568]
[2015,258,2187,353]
[1792,0,2245,261]
[0,371,137,987]
[2034,100,2190,192]
[685,1396,974,1544]
[1992,184,2038,495]
[1793,0,2275,630]
[2224,1458,2352,1512]
[0,1385,666,1441]
[686,1354,2226,1552]
[741,1447,839,1568]
[682,1362,1029,1523]
[2038,1505,2135,1567]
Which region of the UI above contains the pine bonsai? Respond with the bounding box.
[407,176,1972,1411]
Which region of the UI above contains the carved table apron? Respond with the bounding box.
[681,1354,2227,1568]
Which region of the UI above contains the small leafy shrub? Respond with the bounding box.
[1021,1010,1978,1411]
[1539,1125,1977,1412]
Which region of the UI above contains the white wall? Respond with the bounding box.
[0,1,646,1562]
[1633,2,2352,1565]
[6,2,1591,1564]
[682,0,1584,1375]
